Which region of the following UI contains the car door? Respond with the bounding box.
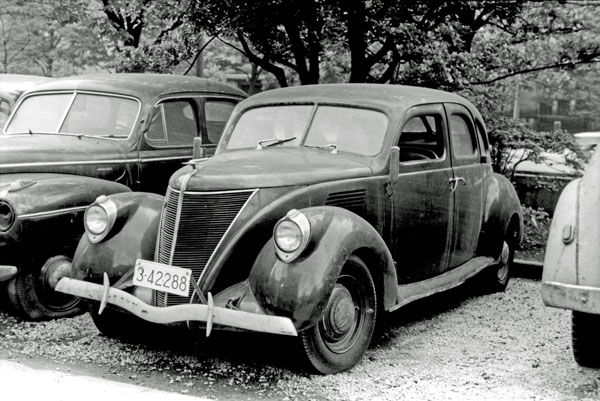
[392,104,454,284]
[445,103,484,269]
[137,96,238,194]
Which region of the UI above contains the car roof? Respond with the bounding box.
[0,74,54,100]
[241,84,481,118]
[21,73,247,99]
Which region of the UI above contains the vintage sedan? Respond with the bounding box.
[541,149,600,368]
[0,74,53,128]
[0,73,246,320]
[57,84,523,374]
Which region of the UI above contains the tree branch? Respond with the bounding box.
[471,58,600,85]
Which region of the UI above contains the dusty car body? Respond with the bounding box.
[57,84,523,374]
[0,73,246,320]
[541,149,600,368]
[0,74,53,128]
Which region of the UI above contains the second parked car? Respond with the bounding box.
[57,84,522,374]
[0,73,246,320]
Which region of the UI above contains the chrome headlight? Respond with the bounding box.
[84,195,117,244]
[274,209,311,263]
[0,200,15,232]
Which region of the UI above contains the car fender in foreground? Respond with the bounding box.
[248,206,397,332]
[542,149,600,313]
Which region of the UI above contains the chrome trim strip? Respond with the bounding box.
[168,169,198,265]
[197,188,259,285]
[0,156,192,169]
[167,188,256,196]
[19,205,88,219]
[138,155,193,162]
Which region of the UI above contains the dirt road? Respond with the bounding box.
[0,277,598,400]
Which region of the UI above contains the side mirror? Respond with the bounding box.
[193,137,205,159]
[389,146,400,183]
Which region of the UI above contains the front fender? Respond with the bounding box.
[71,192,164,283]
[0,174,131,266]
[248,206,396,332]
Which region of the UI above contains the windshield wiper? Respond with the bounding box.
[305,143,339,154]
[256,136,297,149]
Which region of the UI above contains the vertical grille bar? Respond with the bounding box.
[154,188,254,307]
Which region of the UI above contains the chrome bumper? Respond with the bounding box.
[55,276,297,337]
[542,281,600,314]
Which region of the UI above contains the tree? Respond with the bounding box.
[0,0,111,76]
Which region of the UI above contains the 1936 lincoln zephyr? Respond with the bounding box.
[56,84,523,374]
[0,74,246,320]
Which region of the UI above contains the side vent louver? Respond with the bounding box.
[325,189,366,210]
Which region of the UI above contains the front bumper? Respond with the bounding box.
[542,281,600,314]
[55,276,297,337]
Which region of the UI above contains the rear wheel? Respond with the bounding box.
[6,256,83,320]
[572,311,600,368]
[481,227,517,293]
[298,255,376,374]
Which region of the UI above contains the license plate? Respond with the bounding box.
[133,259,192,297]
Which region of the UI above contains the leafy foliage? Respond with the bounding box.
[486,117,587,180]
[519,205,551,253]
[0,0,110,76]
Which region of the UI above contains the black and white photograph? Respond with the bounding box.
[0,1,599,400]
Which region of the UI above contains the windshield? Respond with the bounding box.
[225,105,388,156]
[4,92,140,139]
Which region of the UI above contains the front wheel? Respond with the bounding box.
[6,256,83,320]
[298,255,376,374]
[572,311,600,368]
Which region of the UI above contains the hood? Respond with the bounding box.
[0,134,130,173]
[170,148,374,191]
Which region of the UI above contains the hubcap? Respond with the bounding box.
[497,241,510,280]
[326,286,356,336]
[38,256,79,311]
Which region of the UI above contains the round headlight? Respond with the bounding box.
[273,209,311,263]
[0,200,16,232]
[274,220,302,252]
[85,204,109,235]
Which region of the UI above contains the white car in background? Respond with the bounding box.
[573,132,600,151]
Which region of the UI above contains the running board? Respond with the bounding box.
[390,256,495,312]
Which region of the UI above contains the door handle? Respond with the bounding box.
[449,177,466,192]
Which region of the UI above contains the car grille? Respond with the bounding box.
[326,189,366,210]
[154,187,254,307]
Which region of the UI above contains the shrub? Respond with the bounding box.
[520,205,551,251]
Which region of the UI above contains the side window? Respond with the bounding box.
[146,106,166,142]
[450,114,478,158]
[205,100,236,144]
[146,99,199,147]
[398,114,444,162]
[475,121,490,160]
[0,99,9,127]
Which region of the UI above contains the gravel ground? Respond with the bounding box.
[1,277,599,401]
